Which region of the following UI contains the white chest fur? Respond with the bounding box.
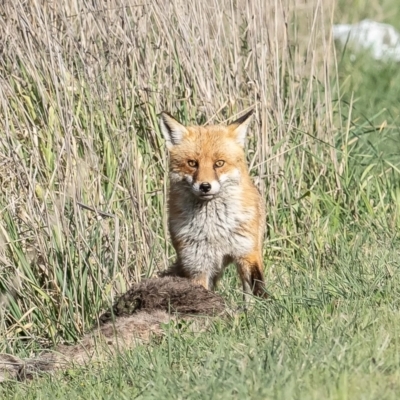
[169,187,254,275]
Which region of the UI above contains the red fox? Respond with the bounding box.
[159,110,267,299]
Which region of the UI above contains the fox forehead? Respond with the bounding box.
[169,125,244,161]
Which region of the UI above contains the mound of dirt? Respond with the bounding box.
[99,275,225,323]
[0,277,226,382]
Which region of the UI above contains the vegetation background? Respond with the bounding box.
[0,0,400,398]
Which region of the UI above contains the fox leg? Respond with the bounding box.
[159,262,210,290]
[158,259,185,278]
[159,258,212,290]
[236,254,267,300]
[190,273,211,290]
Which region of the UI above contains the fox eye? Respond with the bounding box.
[214,160,225,168]
[187,160,198,168]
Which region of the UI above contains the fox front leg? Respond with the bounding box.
[236,254,267,302]
[190,272,214,291]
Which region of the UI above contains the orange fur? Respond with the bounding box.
[159,110,267,299]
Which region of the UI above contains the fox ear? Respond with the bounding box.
[228,110,254,146]
[159,112,188,149]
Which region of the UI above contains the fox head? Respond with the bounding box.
[159,110,253,200]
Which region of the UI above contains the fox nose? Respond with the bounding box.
[199,182,211,193]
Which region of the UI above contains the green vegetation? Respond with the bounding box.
[0,0,400,398]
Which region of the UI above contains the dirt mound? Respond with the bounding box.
[0,277,226,382]
[99,276,225,323]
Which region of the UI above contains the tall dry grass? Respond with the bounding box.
[1,0,397,351]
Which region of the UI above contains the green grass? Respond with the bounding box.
[1,0,400,398]
[336,53,400,161]
[3,229,400,399]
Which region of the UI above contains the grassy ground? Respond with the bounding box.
[1,0,400,398]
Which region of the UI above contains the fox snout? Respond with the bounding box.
[199,182,211,193]
[191,179,221,200]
